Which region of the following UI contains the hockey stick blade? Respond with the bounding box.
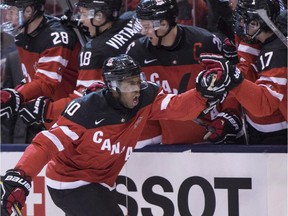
[256,9,288,48]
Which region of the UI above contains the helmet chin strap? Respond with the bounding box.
[21,5,43,34]
[90,17,111,37]
[246,24,262,40]
[155,25,173,48]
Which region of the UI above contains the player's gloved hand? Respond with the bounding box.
[199,53,244,90]
[1,169,31,216]
[19,96,52,126]
[83,81,106,96]
[203,112,242,144]
[0,88,22,119]
[196,68,228,101]
[222,38,238,65]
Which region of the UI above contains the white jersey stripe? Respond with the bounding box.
[161,94,175,110]
[46,177,116,191]
[76,80,101,88]
[135,135,162,149]
[238,44,260,56]
[37,69,62,82]
[39,56,68,67]
[42,130,64,151]
[259,84,284,101]
[246,115,287,132]
[258,76,287,85]
[46,177,90,189]
[59,126,79,141]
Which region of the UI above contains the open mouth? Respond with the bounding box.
[133,95,139,106]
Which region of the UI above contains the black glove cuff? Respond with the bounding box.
[4,169,32,196]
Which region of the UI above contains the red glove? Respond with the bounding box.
[222,38,238,65]
[0,88,22,119]
[1,169,31,216]
[203,112,242,144]
[83,81,106,95]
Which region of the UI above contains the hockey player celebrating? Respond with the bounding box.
[16,0,143,130]
[196,0,287,144]
[1,54,209,215]
[0,0,81,141]
[126,0,244,144]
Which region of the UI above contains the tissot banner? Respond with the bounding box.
[1,152,287,216]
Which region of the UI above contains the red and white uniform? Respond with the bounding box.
[15,84,207,188]
[15,15,80,102]
[45,17,142,124]
[232,35,287,138]
[127,25,241,144]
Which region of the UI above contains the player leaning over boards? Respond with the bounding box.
[126,0,245,145]
[0,0,81,142]
[1,54,210,216]
[196,0,287,144]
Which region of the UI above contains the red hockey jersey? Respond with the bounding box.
[16,83,207,188]
[231,35,287,134]
[126,25,241,144]
[15,16,81,102]
[45,17,143,125]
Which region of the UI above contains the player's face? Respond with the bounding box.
[78,7,106,37]
[117,76,141,109]
[247,19,260,36]
[5,6,19,26]
[23,6,34,21]
[78,7,96,36]
[139,19,171,46]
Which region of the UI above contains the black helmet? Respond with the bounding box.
[237,0,280,28]
[102,54,148,92]
[2,0,46,9]
[1,0,46,36]
[136,0,178,26]
[76,0,122,21]
[234,0,280,41]
[102,54,142,83]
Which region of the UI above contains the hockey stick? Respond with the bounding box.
[65,0,88,47]
[12,203,23,216]
[256,9,288,48]
[0,180,23,216]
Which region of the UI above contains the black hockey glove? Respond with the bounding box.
[196,68,228,101]
[222,38,238,65]
[199,53,244,91]
[19,96,52,126]
[203,112,242,144]
[0,88,22,119]
[1,169,31,216]
[83,81,106,96]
